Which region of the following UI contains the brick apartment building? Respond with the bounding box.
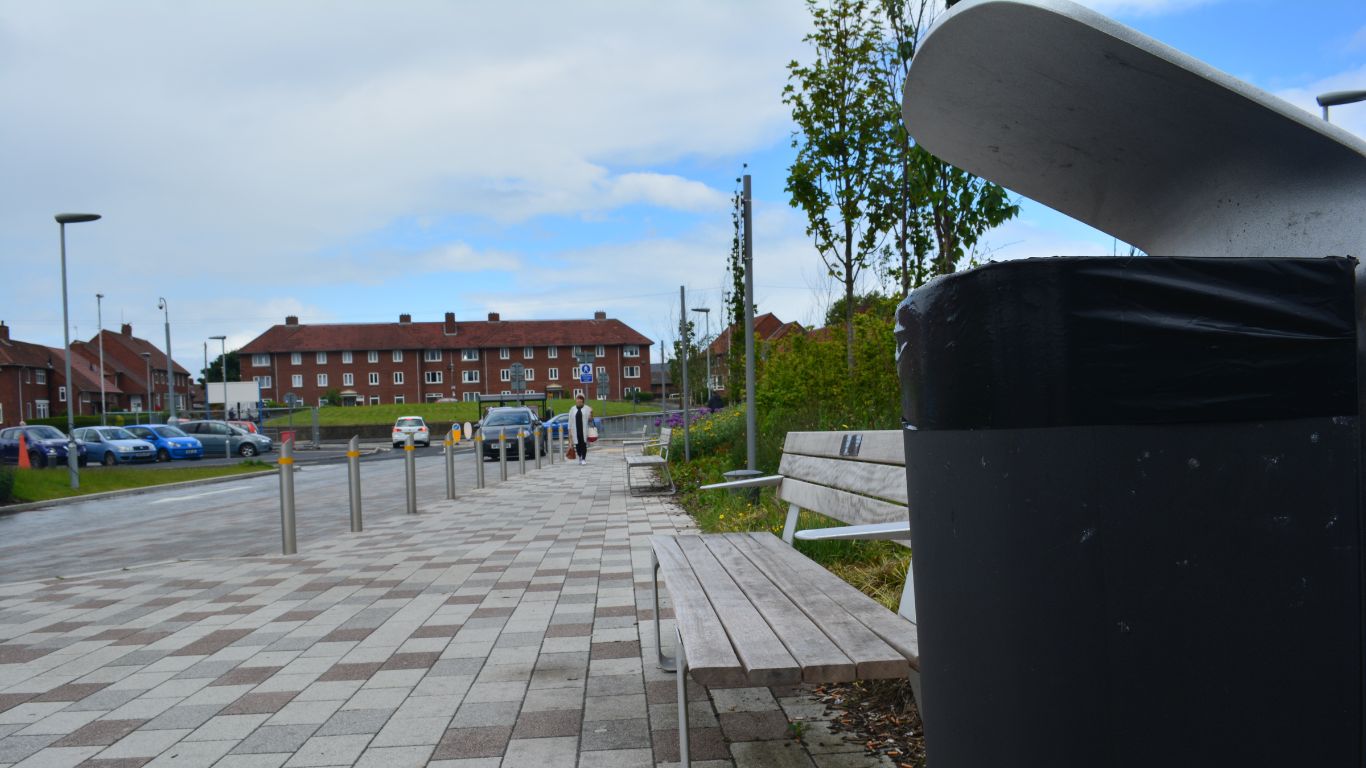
[238,312,653,406]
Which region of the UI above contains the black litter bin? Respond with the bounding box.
[895,256,1362,767]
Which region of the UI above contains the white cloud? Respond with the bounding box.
[1272,64,1366,144]
[1074,0,1219,16]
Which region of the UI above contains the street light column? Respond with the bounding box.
[211,336,228,459]
[141,353,152,423]
[56,213,100,490]
[97,293,106,426]
[159,298,176,422]
[1317,90,1366,122]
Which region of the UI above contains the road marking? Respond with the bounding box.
[149,488,236,505]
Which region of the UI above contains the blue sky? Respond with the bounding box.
[2,0,1363,373]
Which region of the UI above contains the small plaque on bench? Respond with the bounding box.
[839,433,863,457]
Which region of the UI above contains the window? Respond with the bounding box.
[342,373,354,386]
[342,351,353,364]
[58,386,66,403]
[394,395,405,404]
[369,395,380,405]
[462,370,480,383]
[624,345,640,358]
[546,347,558,359]
[291,374,303,387]
[35,369,46,385]
[316,352,327,364]
[572,345,582,356]
[317,374,328,387]
[424,349,442,362]
[572,388,584,399]
[499,369,511,382]
[462,391,481,402]
[426,393,441,402]
[523,368,535,381]
[548,368,560,380]
[291,352,302,365]
[425,371,443,384]
[368,372,380,386]
[318,397,327,407]
[523,346,534,358]
[36,400,50,418]
[393,371,404,385]
[598,392,607,401]
[254,375,272,389]
[595,345,605,357]
[367,350,379,363]
[461,349,479,361]
[252,354,270,367]
[596,366,606,376]
[499,347,510,360]
[624,366,641,378]
[392,350,404,362]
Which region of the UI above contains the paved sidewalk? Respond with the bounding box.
[0,447,886,767]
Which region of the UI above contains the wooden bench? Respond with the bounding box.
[649,430,918,767]
[625,426,674,495]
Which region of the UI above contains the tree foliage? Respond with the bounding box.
[201,350,239,385]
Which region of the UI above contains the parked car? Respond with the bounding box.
[227,420,260,434]
[542,411,603,439]
[126,424,204,461]
[71,426,158,466]
[178,420,274,457]
[476,408,544,460]
[392,416,431,448]
[0,425,88,468]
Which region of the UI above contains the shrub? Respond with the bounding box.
[0,466,13,504]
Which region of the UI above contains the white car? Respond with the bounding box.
[392,416,431,448]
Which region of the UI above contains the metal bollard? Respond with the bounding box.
[549,428,556,464]
[347,435,362,532]
[474,433,485,489]
[444,430,455,500]
[534,427,543,470]
[278,437,297,554]
[404,433,417,515]
[498,433,508,481]
[517,430,527,475]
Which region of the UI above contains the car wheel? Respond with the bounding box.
[157,448,170,462]
[34,452,47,469]
[102,452,117,467]
[422,441,430,448]
[238,443,259,457]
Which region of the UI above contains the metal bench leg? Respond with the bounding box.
[909,668,924,723]
[653,552,676,672]
[780,503,800,544]
[676,625,690,768]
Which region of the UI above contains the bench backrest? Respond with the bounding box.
[777,430,906,532]
[659,426,672,444]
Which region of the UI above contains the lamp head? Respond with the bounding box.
[54,213,101,224]
[158,297,166,311]
[1316,90,1366,108]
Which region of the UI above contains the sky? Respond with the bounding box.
[2,0,1364,374]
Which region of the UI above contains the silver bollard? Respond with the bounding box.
[534,427,543,470]
[444,429,456,500]
[347,435,362,532]
[404,432,417,515]
[474,433,485,489]
[278,437,297,554]
[517,430,527,475]
[549,428,556,465]
[498,432,508,481]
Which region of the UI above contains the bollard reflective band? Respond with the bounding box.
[444,440,452,446]
[404,445,415,451]
[345,451,360,458]
[278,457,295,465]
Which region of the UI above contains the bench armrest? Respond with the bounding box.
[700,475,783,491]
[794,521,911,542]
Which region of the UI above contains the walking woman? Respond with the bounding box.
[568,394,593,465]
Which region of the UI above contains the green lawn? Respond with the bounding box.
[264,399,659,427]
[4,463,273,505]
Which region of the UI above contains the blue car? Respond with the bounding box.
[126,424,204,462]
[71,426,158,466]
[0,425,88,468]
[542,412,602,439]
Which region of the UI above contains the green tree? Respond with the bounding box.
[201,350,239,386]
[823,291,901,327]
[726,173,749,406]
[785,0,889,372]
[669,322,708,406]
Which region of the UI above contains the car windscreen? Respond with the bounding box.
[28,426,64,440]
[100,428,137,440]
[156,426,188,438]
[395,418,425,428]
[483,412,531,427]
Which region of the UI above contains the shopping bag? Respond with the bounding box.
[566,445,577,460]
[588,426,599,443]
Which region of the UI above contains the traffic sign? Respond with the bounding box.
[578,363,593,383]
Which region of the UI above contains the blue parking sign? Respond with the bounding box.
[579,363,593,383]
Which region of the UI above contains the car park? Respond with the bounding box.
[477,408,544,460]
[126,424,204,461]
[0,425,88,468]
[392,416,431,448]
[71,427,157,466]
[178,420,274,457]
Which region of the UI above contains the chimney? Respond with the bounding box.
[593,311,607,321]
[121,323,133,336]
[399,313,412,324]
[444,312,457,336]
[487,312,500,322]
[285,315,299,326]
[0,321,7,341]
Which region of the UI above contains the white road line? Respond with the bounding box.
[148,488,236,505]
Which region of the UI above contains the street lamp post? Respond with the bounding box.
[56,212,100,490]
[210,336,228,459]
[158,298,176,422]
[203,342,210,419]
[691,307,711,404]
[96,293,106,426]
[1317,90,1366,122]
[140,352,153,423]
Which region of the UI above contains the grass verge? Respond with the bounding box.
[3,462,273,505]
[263,399,660,427]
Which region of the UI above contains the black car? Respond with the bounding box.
[477,408,545,461]
[0,425,89,468]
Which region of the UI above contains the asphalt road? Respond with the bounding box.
[0,446,547,585]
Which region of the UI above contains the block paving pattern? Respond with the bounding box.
[0,448,889,767]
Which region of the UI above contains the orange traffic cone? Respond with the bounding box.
[17,432,30,469]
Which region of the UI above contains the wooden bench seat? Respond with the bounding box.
[650,430,918,766]
[625,427,674,495]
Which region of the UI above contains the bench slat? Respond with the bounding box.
[675,536,803,687]
[778,453,908,505]
[747,533,920,669]
[700,535,857,683]
[650,536,749,687]
[783,430,904,466]
[725,533,912,680]
[777,478,910,532]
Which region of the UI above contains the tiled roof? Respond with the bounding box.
[96,329,192,376]
[47,347,109,394]
[708,313,793,356]
[0,335,57,369]
[68,342,124,395]
[240,317,653,354]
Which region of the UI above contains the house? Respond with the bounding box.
[238,311,653,406]
[0,322,125,424]
[706,313,805,396]
[87,324,195,415]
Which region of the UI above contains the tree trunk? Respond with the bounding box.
[845,222,856,373]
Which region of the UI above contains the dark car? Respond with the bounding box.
[477,408,544,461]
[0,425,89,468]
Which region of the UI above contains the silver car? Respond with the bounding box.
[178,420,274,457]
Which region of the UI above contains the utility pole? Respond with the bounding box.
[159,298,176,422]
[97,294,106,426]
[680,286,690,461]
[743,174,756,471]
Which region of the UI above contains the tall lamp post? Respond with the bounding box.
[203,341,210,419]
[140,352,153,423]
[96,293,107,426]
[158,298,176,422]
[691,307,711,404]
[210,335,229,459]
[1316,90,1366,122]
[56,212,101,489]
